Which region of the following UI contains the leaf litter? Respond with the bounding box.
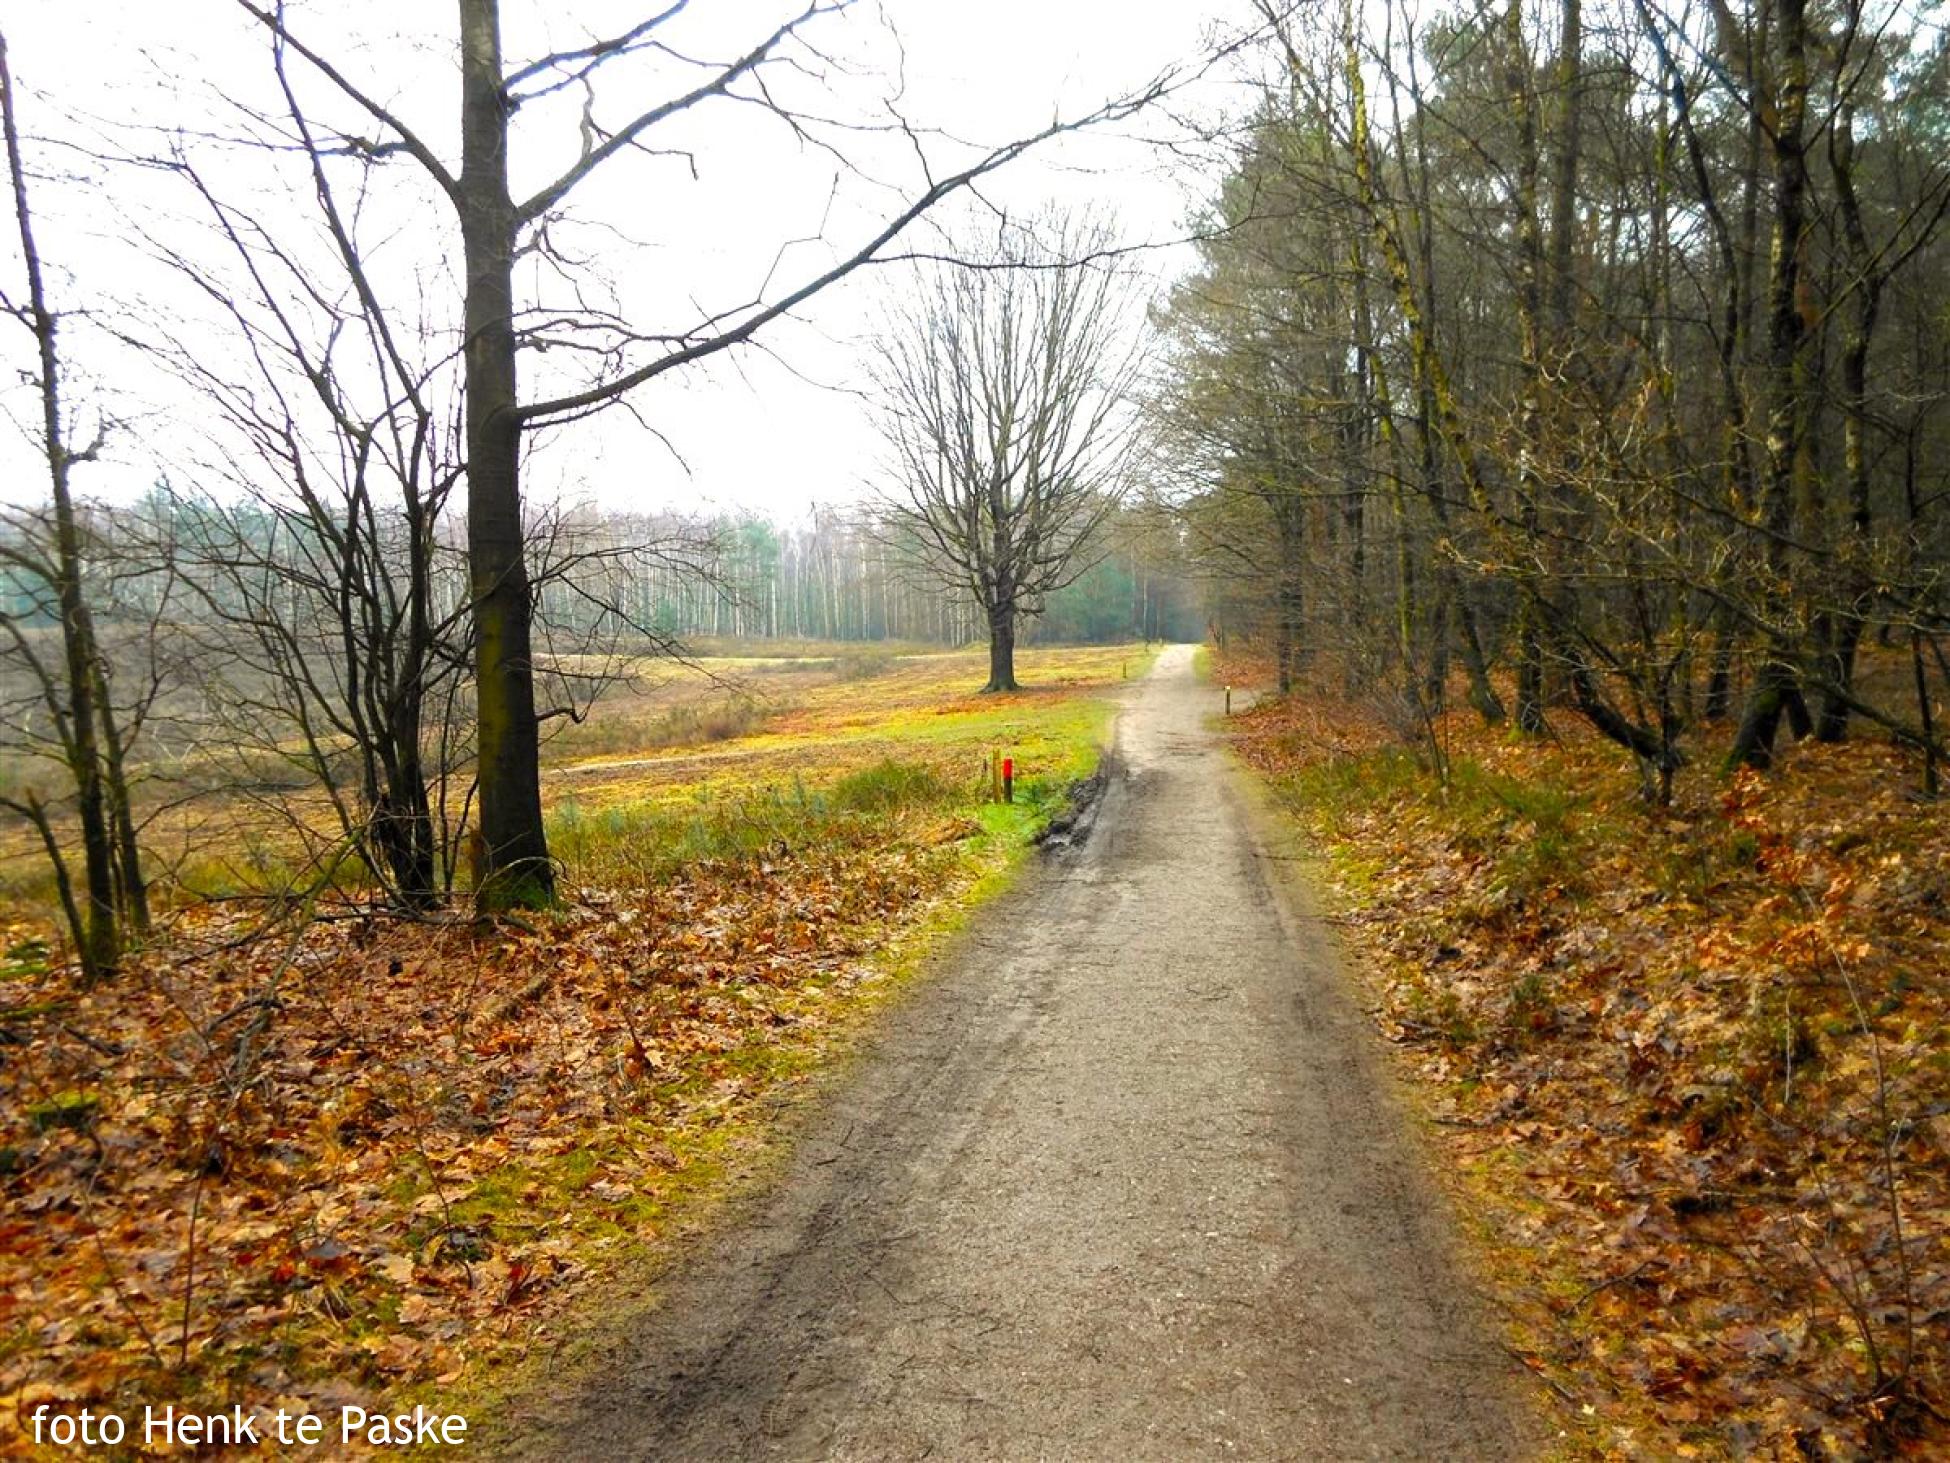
[1221,649,1950,1459]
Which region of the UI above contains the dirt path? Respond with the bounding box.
[498,646,1540,1459]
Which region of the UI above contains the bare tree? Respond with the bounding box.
[233,0,1200,908]
[0,31,149,979]
[128,75,472,909]
[872,215,1138,692]
[1169,0,1950,802]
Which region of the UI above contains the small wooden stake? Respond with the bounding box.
[1225,685,1232,716]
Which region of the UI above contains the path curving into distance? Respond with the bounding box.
[497,644,1540,1460]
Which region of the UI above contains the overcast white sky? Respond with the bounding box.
[1,0,1260,524]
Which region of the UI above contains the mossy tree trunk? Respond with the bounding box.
[459,0,552,909]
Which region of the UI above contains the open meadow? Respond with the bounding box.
[0,641,1150,1431]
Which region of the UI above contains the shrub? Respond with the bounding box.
[829,759,952,814]
[641,696,769,748]
[829,651,896,681]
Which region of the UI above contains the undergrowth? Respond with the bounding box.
[1224,650,1950,1458]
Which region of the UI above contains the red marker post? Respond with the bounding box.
[1002,756,1014,804]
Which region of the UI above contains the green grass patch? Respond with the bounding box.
[828,758,955,814]
[1268,747,1599,911]
[1266,746,1425,837]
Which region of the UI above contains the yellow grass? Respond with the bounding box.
[0,640,1154,1432]
[0,641,1154,915]
[548,644,1140,811]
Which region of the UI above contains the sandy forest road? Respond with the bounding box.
[500,645,1540,1459]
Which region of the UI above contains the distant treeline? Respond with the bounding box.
[0,492,1202,651]
[637,503,1202,647]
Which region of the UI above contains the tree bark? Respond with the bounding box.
[1638,0,1759,725]
[1343,228,1374,667]
[1275,491,1305,693]
[984,607,1019,693]
[95,682,147,934]
[1815,84,1881,742]
[2,34,118,980]
[1505,0,1549,734]
[1729,0,1812,770]
[459,0,552,908]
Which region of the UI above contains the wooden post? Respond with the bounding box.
[1225,685,1232,716]
[1002,756,1014,804]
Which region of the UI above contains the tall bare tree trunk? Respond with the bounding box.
[1505,0,1550,733]
[459,0,552,908]
[2,34,118,980]
[1639,0,1756,724]
[1707,19,1771,723]
[1274,491,1305,693]
[1544,0,1584,346]
[1343,228,1374,667]
[1730,0,1812,769]
[1815,75,1882,742]
[1354,2,1504,725]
